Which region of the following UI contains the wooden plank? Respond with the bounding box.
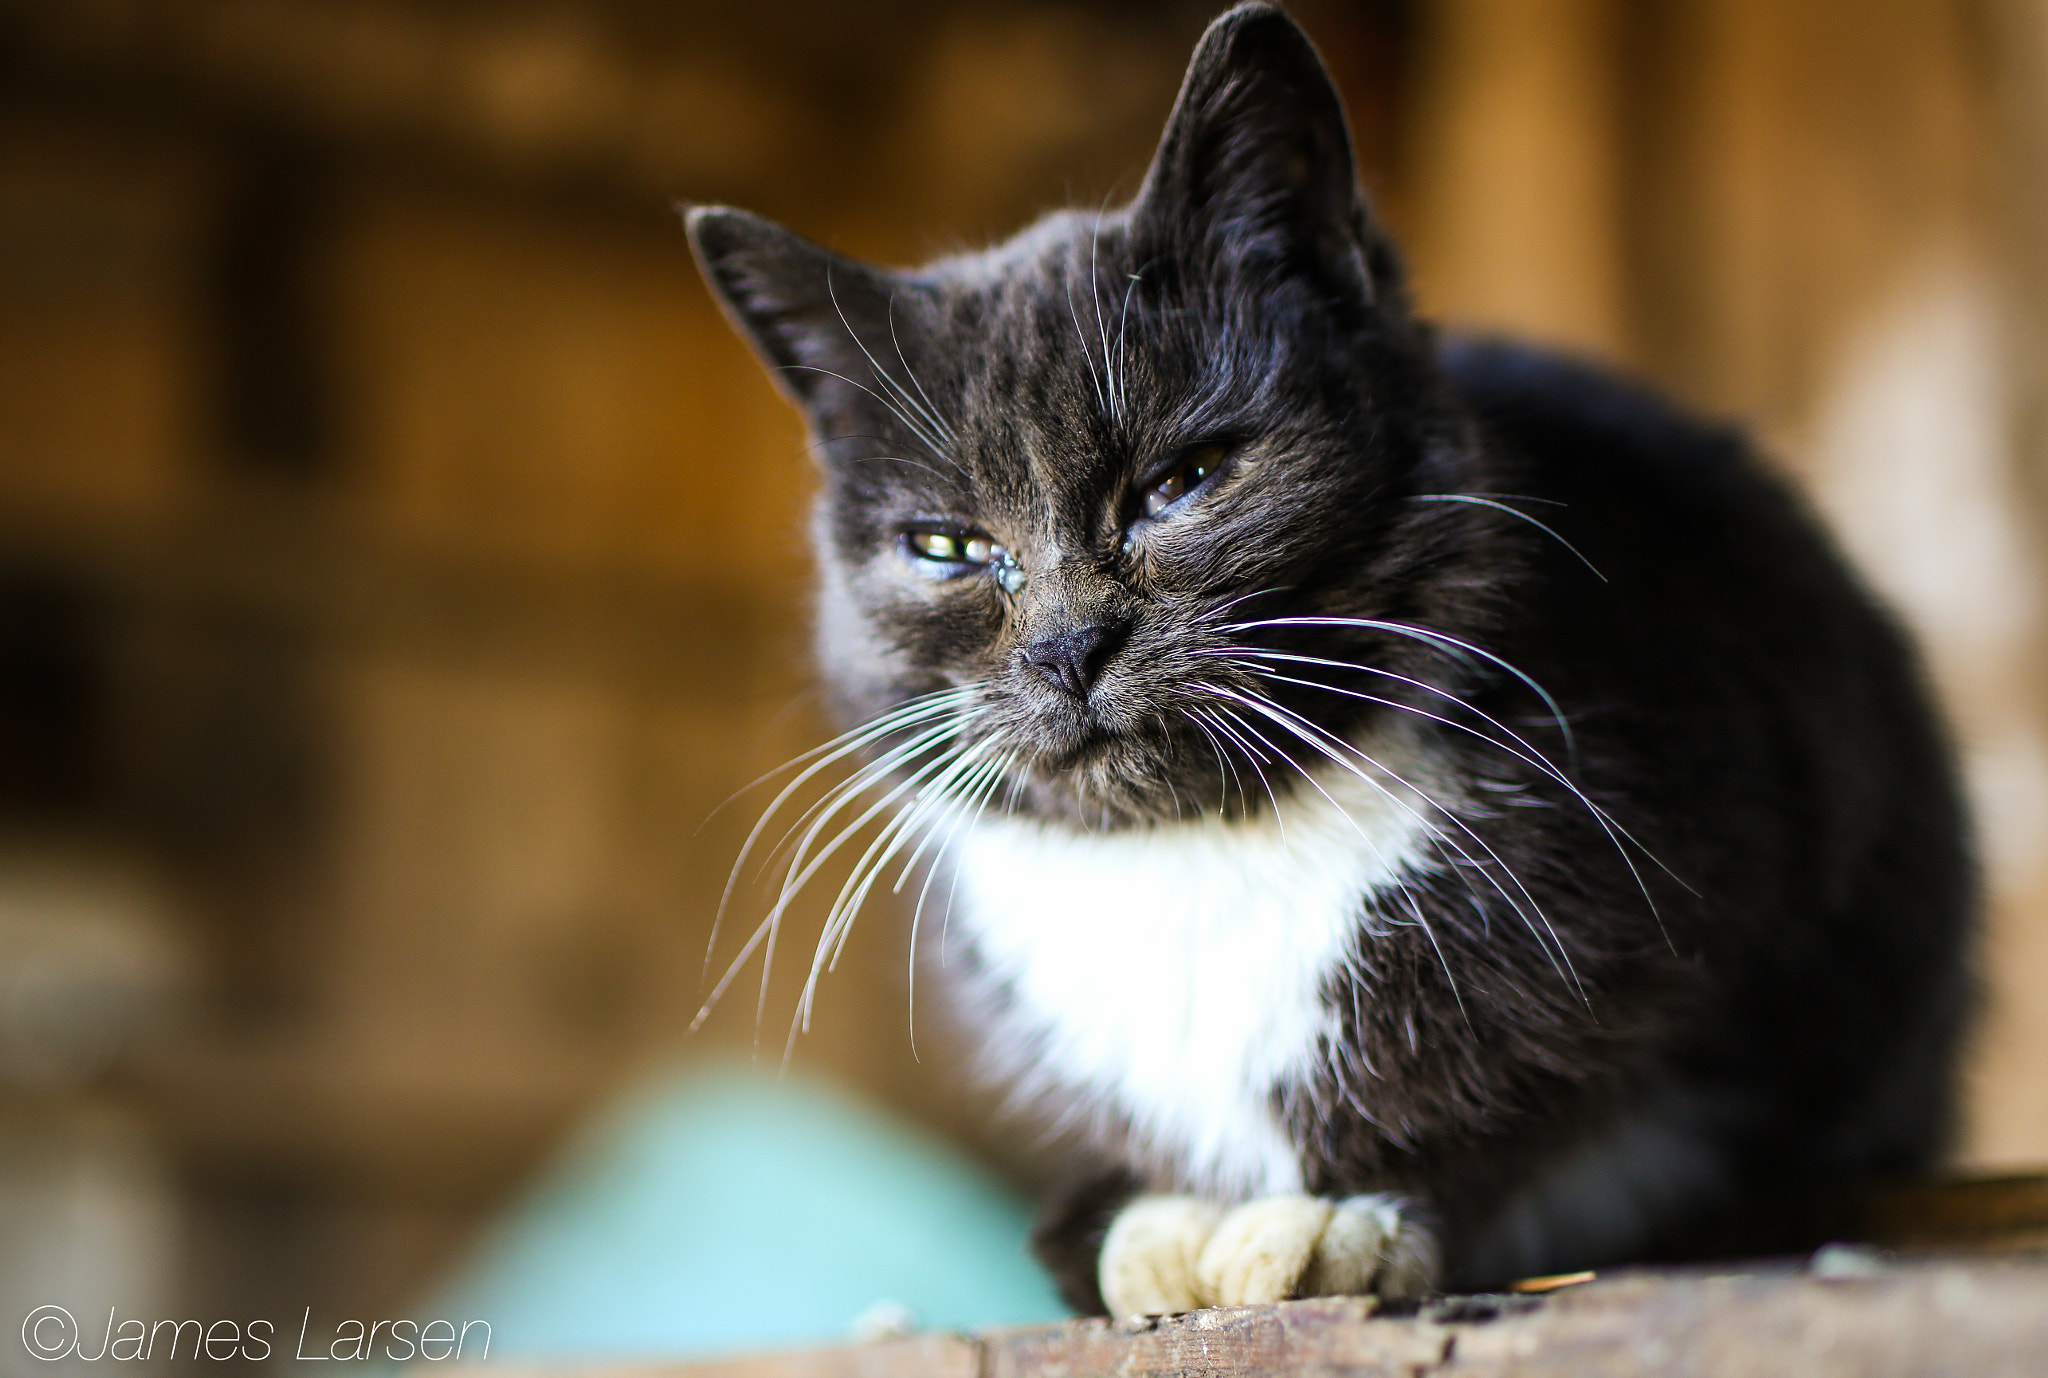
[1436,1261,2048,1377]
[557,1254,2048,1378]
[661,1334,982,1378]
[984,1298,1449,1378]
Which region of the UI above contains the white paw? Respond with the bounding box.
[1099,1195,1224,1316]
[1198,1195,1334,1305]
[1302,1194,1438,1301]
[1099,1192,1438,1315]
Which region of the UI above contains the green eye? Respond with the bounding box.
[905,529,1006,573]
[1143,443,1228,518]
[908,531,967,562]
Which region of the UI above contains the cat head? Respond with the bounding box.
[690,3,1504,827]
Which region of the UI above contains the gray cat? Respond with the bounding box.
[688,2,1972,1313]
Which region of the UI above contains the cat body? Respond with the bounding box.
[689,3,1972,1312]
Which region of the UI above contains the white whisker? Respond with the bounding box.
[1088,225,1113,423]
[1216,652,1680,947]
[1225,616,1578,760]
[796,739,1002,1040]
[1409,494,1606,582]
[886,292,959,448]
[704,687,977,990]
[827,269,956,461]
[905,751,1016,1054]
[1204,681,1585,1001]
[695,687,982,1035]
[1064,265,1108,416]
[1113,260,1155,423]
[1200,685,1469,1021]
[781,364,951,463]
[1198,702,1289,839]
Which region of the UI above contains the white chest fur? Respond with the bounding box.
[948,748,1442,1199]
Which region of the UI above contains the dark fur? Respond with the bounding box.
[690,3,1973,1308]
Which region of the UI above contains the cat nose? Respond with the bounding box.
[1021,621,1125,699]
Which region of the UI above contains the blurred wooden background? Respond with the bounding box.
[1,0,2046,1349]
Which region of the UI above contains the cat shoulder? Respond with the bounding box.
[1436,335,1748,477]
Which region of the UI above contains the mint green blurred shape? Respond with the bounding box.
[430,1065,1070,1360]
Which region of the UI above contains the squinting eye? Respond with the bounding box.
[1143,443,1228,518]
[908,532,963,562]
[905,529,1006,573]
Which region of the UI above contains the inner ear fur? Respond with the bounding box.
[686,205,914,415]
[1133,3,1373,295]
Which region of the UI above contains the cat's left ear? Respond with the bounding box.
[1134,3,1380,300]
[686,205,916,418]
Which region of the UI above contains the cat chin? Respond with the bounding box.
[1005,736,1273,830]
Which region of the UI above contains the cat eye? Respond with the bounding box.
[903,527,1027,592]
[906,531,997,565]
[1141,442,1230,518]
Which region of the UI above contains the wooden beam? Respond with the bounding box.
[605,1255,2048,1378]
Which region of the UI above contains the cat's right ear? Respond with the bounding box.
[686,205,904,414]
[1133,4,1379,300]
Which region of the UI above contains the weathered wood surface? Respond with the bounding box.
[565,1253,2048,1378]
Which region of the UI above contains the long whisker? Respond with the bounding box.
[1200,641,1693,903]
[887,292,959,449]
[908,747,1014,922]
[1225,616,1577,761]
[702,681,961,848]
[695,697,979,1033]
[1209,688,1534,980]
[1203,682,1584,1001]
[906,751,1015,1056]
[1409,494,1606,581]
[1202,648,1564,774]
[831,741,1009,969]
[1064,268,1108,416]
[895,750,1006,898]
[1193,584,1298,627]
[827,270,956,462]
[945,757,1029,968]
[1182,707,1241,817]
[1201,704,1291,839]
[705,687,977,988]
[767,723,976,938]
[1218,653,1681,946]
[1265,705,1585,1004]
[755,735,982,1042]
[1194,704,1282,831]
[1089,222,1116,425]
[754,703,976,880]
[797,738,1001,1038]
[693,722,967,1038]
[799,742,1012,1064]
[780,364,951,463]
[1196,687,1469,1021]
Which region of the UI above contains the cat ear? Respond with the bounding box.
[686,205,908,414]
[1134,3,1374,296]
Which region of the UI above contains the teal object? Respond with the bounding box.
[428,1065,1071,1359]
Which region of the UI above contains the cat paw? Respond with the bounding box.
[1196,1195,1334,1305]
[1098,1195,1224,1315]
[1299,1194,1438,1300]
[1099,1193,1437,1315]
